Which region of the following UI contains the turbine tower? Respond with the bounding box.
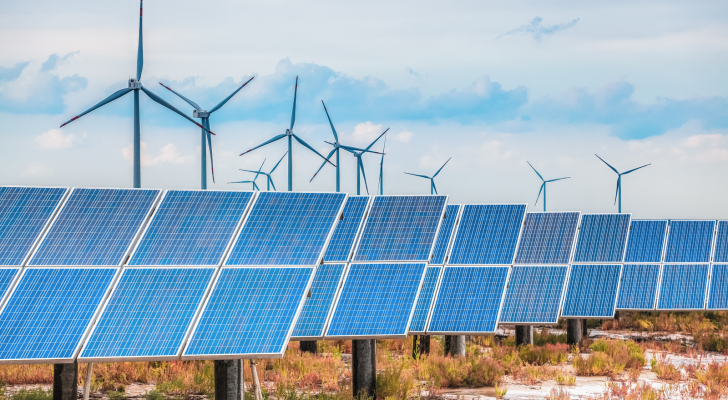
[238,152,287,191]
[595,155,651,213]
[239,77,334,191]
[528,161,570,212]
[229,159,266,191]
[404,158,451,195]
[159,76,254,189]
[59,0,213,188]
[377,133,387,195]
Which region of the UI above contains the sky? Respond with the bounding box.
[1,0,727,218]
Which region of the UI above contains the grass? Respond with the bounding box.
[573,339,645,377]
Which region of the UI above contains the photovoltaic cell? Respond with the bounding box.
[617,264,660,310]
[183,267,313,358]
[128,190,254,266]
[448,204,527,265]
[657,264,708,310]
[0,187,68,266]
[427,266,509,333]
[514,212,580,265]
[663,221,715,263]
[225,192,346,266]
[0,268,20,304]
[79,268,215,361]
[708,264,728,310]
[500,266,568,324]
[562,264,621,318]
[624,220,668,263]
[430,205,460,265]
[715,222,728,263]
[353,196,447,262]
[573,214,631,263]
[409,266,442,333]
[29,188,160,266]
[0,267,117,362]
[322,196,369,262]
[326,263,426,338]
[291,264,346,339]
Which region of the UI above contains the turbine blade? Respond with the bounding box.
[404,172,431,179]
[60,88,133,127]
[363,128,389,152]
[527,161,545,181]
[253,159,266,182]
[338,144,367,153]
[270,151,288,173]
[209,76,255,113]
[140,86,215,134]
[535,183,545,205]
[309,149,337,182]
[158,82,201,110]
[321,100,339,143]
[622,163,651,175]
[269,177,277,191]
[432,180,438,195]
[546,177,571,183]
[204,120,215,183]
[239,134,286,156]
[229,180,253,184]
[292,134,335,166]
[359,159,369,195]
[136,0,143,80]
[433,157,451,178]
[290,76,298,130]
[595,154,620,174]
[239,169,270,174]
[614,176,620,205]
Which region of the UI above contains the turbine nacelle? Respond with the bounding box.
[128,79,142,89]
[193,110,209,118]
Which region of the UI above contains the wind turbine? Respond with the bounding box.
[527,162,570,212]
[404,158,451,195]
[159,76,254,189]
[239,77,334,191]
[238,152,287,191]
[229,159,265,191]
[59,0,213,188]
[377,133,387,195]
[595,155,651,213]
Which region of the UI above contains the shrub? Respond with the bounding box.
[375,356,416,400]
[519,343,569,365]
[652,360,681,382]
[533,328,567,346]
[143,390,165,400]
[546,387,570,400]
[11,388,52,400]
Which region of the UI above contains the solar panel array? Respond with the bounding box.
[409,266,441,333]
[500,266,568,324]
[323,197,370,263]
[657,264,709,310]
[514,212,580,265]
[291,263,346,339]
[430,205,460,265]
[616,220,668,310]
[573,214,631,263]
[448,204,527,265]
[715,221,728,263]
[562,264,622,318]
[663,220,715,263]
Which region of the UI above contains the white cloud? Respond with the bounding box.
[396,130,413,143]
[35,129,75,149]
[683,134,724,148]
[481,140,515,160]
[351,122,384,144]
[25,163,53,177]
[121,142,195,166]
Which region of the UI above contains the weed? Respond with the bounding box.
[518,343,569,365]
[10,388,52,400]
[555,371,574,386]
[494,383,507,399]
[143,390,165,400]
[652,360,681,382]
[546,387,570,400]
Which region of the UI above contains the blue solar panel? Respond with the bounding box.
[29,188,160,266]
[183,267,313,358]
[708,264,728,310]
[715,222,728,263]
[664,221,715,263]
[562,264,621,318]
[326,263,426,338]
[128,190,254,266]
[79,267,215,361]
[573,214,631,263]
[514,212,580,265]
[291,264,346,339]
[500,266,568,324]
[0,187,68,266]
[409,266,442,333]
[616,264,660,310]
[225,192,346,266]
[0,267,117,362]
[430,205,460,265]
[353,196,447,262]
[0,268,20,304]
[448,204,527,265]
[323,197,370,262]
[657,264,708,310]
[427,266,509,333]
[624,220,668,263]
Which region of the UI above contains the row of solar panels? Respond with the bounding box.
[0,186,727,365]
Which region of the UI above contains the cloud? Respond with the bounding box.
[406,68,420,77]
[0,62,28,83]
[40,52,78,72]
[121,142,195,166]
[498,17,580,41]
[35,129,75,149]
[396,130,413,143]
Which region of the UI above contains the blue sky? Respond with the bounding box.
[1,0,727,217]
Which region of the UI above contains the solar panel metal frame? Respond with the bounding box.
[662,219,717,264]
[77,265,220,363]
[559,264,624,319]
[350,195,449,263]
[655,263,710,311]
[513,211,582,266]
[713,221,728,263]
[26,187,164,267]
[291,263,349,340]
[408,265,444,334]
[223,191,348,267]
[323,196,372,264]
[0,266,121,365]
[571,213,632,263]
[180,265,316,360]
[325,261,428,340]
[0,185,71,267]
[125,190,257,267]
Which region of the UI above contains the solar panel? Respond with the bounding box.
[409,266,442,333]
[572,214,631,263]
[225,192,346,266]
[79,267,216,361]
[624,220,668,263]
[183,267,314,359]
[322,196,370,262]
[352,196,447,262]
[291,263,347,339]
[616,264,660,310]
[128,190,255,266]
[28,188,161,266]
[430,205,461,265]
[427,266,509,334]
[561,264,621,318]
[514,212,580,265]
[0,187,68,266]
[715,221,728,263]
[448,204,527,265]
[657,264,708,310]
[326,263,426,338]
[0,268,21,306]
[0,267,118,363]
[707,264,728,310]
[499,266,568,324]
[663,220,715,263]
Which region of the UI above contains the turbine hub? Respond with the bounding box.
[128,78,141,89]
[193,110,209,118]
[286,129,293,135]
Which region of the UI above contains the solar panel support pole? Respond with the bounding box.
[300,340,317,354]
[567,319,583,345]
[83,363,93,400]
[352,339,376,398]
[412,335,431,358]
[238,360,244,400]
[213,359,240,400]
[53,362,78,400]
[444,335,465,357]
[515,326,533,346]
[251,360,263,400]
